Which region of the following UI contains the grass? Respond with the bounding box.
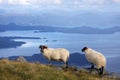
[0,59,119,80]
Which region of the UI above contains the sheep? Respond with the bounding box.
[82,47,106,75]
[39,45,70,68]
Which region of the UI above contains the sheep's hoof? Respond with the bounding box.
[61,66,68,71]
[65,65,68,68]
[46,63,52,67]
[48,64,52,67]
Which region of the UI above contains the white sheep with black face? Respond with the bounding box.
[82,47,106,75]
[39,45,70,68]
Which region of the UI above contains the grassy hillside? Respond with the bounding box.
[0,59,119,80]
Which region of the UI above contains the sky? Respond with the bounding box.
[0,0,120,13]
[0,0,120,28]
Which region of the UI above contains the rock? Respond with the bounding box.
[16,56,27,62]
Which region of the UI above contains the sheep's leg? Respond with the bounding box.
[64,61,68,68]
[89,63,94,73]
[90,63,94,69]
[48,61,52,66]
[96,69,100,75]
[99,66,104,75]
[97,66,104,75]
[65,61,68,68]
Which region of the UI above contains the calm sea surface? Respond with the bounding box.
[0,30,120,58]
[0,31,120,72]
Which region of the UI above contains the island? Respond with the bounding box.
[0,37,40,49]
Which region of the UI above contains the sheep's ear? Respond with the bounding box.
[82,47,88,52]
[43,45,48,49]
[39,45,48,49]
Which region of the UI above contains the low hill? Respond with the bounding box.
[7,53,89,66]
[0,59,119,80]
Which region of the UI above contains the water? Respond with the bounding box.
[0,30,120,72]
[0,30,120,58]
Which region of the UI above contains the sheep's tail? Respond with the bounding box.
[103,58,107,69]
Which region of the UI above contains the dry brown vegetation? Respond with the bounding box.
[0,59,119,80]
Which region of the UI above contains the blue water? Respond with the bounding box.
[0,30,120,58]
[0,31,120,72]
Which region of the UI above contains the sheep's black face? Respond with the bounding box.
[82,47,88,52]
[39,45,48,53]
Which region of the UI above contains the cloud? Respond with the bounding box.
[8,0,29,5]
[73,0,109,7]
[0,0,120,14]
[19,0,30,5]
[114,0,120,3]
[0,0,119,5]
[5,0,62,5]
[0,0,30,5]
[54,0,62,4]
[0,0,120,7]
[0,0,3,4]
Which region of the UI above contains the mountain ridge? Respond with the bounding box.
[0,23,120,34]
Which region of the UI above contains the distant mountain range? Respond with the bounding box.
[0,23,120,34]
[2,53,89,66]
